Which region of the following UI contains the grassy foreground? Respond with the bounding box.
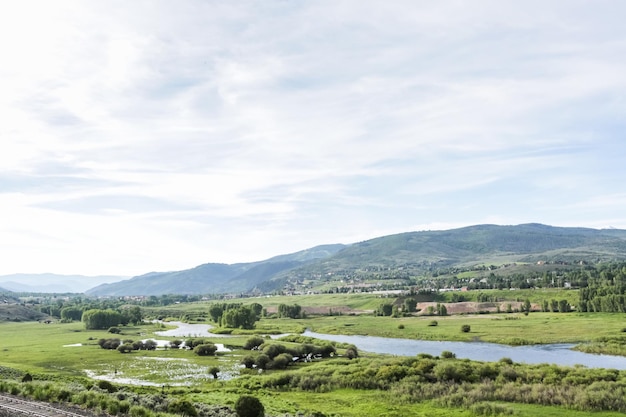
[2,303,626,417]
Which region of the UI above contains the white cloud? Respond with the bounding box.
[0,1,625,275]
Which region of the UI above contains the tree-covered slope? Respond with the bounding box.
[86,244,346,296]
[86,224,626,296]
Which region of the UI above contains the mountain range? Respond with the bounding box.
[85,223,626,296]
[0,273,128,294]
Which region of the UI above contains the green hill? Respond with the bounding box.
[86,224,626,296]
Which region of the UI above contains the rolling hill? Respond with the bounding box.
[86,224,626,296]
[86,244,346,296]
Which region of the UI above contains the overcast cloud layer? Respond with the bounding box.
[1,1,625,276]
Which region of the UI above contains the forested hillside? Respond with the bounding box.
[87,224,626,296]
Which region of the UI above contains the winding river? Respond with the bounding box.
[303,330,626,370]
[154,322,626,370]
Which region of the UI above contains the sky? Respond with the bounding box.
[1,1,625,277]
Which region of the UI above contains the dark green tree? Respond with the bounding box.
[278,304,302,319]
[376,303,393,316]
[403,298,417,313]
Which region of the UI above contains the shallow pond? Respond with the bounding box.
[154,321,232,338]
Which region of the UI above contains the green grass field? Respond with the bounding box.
[267,312,626,345]
[2,301,626,417]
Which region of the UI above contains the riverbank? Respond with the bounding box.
[250,312,626,357]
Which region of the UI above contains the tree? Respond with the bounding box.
[208,304,224,323]
[278,304,302,319]
[376,303,393,316]
[208,366,220,379]
[82,309,124,330]
[403,298,417,313]
[437,303,447,316]
[222,306,257,329]
[250,302,263,319]
[60,306,83,321]
[235,395,264,417]
[123,306,142,325]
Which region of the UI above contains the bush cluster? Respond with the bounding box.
[98,338,158,353]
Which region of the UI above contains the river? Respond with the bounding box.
[153,322,626,370]
[303,330,626,370]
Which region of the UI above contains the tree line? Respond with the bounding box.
[578,263,626,312]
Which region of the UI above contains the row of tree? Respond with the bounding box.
[578,263,626,312]
[208,302,263,329]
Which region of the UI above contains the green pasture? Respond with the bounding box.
[258,312,625,345]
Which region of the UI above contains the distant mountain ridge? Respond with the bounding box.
[86,244,346,296]
[0,273,128,294]
[85,224,626,296]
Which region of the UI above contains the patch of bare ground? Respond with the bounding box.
[415,301,531,315]
[265,306,372,315]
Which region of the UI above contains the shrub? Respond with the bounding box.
[441,350,456,359]
[428,320,438,327]
[461,324,471,333]
[263,343,286,359]
[108,327,121,334]
[398,324,405,329]
[235,395,264,417]
[168,399,198,417]
[241,356,255,369]
[255,354,270,370]
[470,402,515,416]
[143,340,158,351]
[243,336,265,350]
[194,343,217,356]
[345,345,358,359]
[118,344,134,354]
[272,353,293,370]
[129,405,151,417]
[97,380,117,393]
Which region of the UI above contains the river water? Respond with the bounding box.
[152,322,626,370]
[303,330,626,370]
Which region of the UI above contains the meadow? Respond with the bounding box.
[1,291,626,417]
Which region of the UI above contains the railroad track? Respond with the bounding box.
[0,394,90,417]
